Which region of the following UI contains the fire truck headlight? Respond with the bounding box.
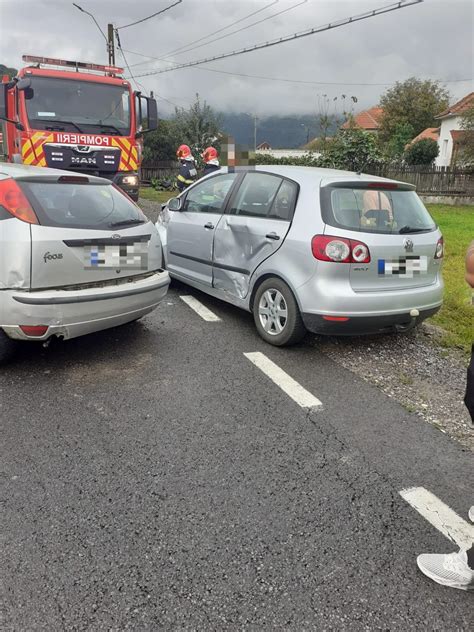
[121,175,139,186]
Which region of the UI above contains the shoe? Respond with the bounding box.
[417,550,474,591]
[469,506,474,523]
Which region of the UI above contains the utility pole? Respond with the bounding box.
[107,24,115,66]
[253,114,258,152]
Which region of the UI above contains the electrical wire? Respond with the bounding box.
[168,0,308,58]
[116,0,182,31]
[72,3,108,45]
[133,0,425,79]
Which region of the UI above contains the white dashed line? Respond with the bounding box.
[244,351,323,409]
[400,486,474,549]
[180,295,221,322]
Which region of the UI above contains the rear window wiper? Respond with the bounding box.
[109,219,146,227]
[39,119,84,133]
[398,226,428,234]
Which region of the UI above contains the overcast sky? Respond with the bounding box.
[0,0,472,117]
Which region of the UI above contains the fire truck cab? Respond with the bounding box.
[0,55,157,201]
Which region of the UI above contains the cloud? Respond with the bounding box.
[0,0,472,116]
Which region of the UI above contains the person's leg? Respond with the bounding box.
[464,345,474,427]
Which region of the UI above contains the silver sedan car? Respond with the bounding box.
[0,163,170,363]
[157,166,443,346]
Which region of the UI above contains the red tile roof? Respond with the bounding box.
[450,129,474,142]
[341,106,384,130]
[409,127,440,145]
[436,92,474,118]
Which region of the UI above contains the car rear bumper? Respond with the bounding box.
[302,305,441,336]
[2,270,170,341]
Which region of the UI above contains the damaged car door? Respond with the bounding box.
[212,172,297,299]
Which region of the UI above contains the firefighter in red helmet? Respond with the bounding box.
[176,144,197,192]
[202,146,220,177]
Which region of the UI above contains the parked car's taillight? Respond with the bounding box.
[434,236,444,259]
[311,235,371,263]
[0,178,38,224]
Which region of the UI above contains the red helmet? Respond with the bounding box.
[202,146,218,162]
[177,144,192,159]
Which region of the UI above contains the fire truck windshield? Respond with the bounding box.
[24,76,131,135]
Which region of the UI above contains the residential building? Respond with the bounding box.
[435,92,474,167]
[341,106,384,133]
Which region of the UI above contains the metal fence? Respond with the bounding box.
[140,161,179,182]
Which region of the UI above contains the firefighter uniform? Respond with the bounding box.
[176,159,197,192]
[203,160,220,177]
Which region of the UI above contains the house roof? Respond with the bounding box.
[341,106,384,130]
[256,141,271,150]
[450,129,474,142]
[436,92,474,118]
[409,127,440,145]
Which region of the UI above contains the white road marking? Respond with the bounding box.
[180,295,221,322]
[400,486,474,550]
[244,352,323,409]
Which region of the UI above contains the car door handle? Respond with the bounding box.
[265,232,280,240]
[204,222,215,229]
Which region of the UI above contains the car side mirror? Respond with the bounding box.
[168,197,182,211]
[17,78,32,91]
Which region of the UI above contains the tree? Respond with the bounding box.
[173,94,222,164]
[404,138,439,165]
[0,63,17,79]
[457,105,474,165]
[319,127,382,172]
[143,119,181,163]
[382,121,414,160]
[379,78,449,143]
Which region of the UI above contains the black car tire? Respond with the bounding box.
[0,330,17,365]
[253,278,306,346]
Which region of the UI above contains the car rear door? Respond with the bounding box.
[320,181,442,292]
[166,173,238,286]
[18,177,161,289]
[212,172,298,299]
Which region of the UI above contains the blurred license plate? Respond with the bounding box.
[84,242,148,269]
[378,256,428,278]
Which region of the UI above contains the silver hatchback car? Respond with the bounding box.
[157,166,443,346]
[0,163,170,363]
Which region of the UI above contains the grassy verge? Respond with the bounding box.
[139,188,174,204]
[426,204,473,353]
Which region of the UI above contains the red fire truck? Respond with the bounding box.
[0,55,157,201]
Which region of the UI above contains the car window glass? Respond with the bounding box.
[183,174,236,214]
[326,188,436,234]
[230,173,283,218]
[19,182,146,230]
[269,179,298,221]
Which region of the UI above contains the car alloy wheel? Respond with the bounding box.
[258,288,288,335]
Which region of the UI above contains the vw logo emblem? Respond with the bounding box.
[403,238,414,253]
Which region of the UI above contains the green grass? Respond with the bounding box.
[139,188,174,204]
[426,204,473,353]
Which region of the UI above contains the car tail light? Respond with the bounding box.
[19,325,49,337]
[311,235,371,263]
[58,175,89,183]
[0,178,38,224]
[434,236,444,259]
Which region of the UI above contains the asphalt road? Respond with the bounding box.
[1,281,472,630]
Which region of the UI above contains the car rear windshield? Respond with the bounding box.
[19,181,146,230]
[320,185,436,235]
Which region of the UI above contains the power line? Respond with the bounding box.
[133,0,424,79]
[187,64,473,87]
[154,0,279,63]
[116,0,182,30]
[72,3,108,45]
[151,0,308,63]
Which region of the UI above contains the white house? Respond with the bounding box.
[435,92,474,167]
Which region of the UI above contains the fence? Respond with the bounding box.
[140,162,474,195]
[140,161,179,182]
[363,165,474,195]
